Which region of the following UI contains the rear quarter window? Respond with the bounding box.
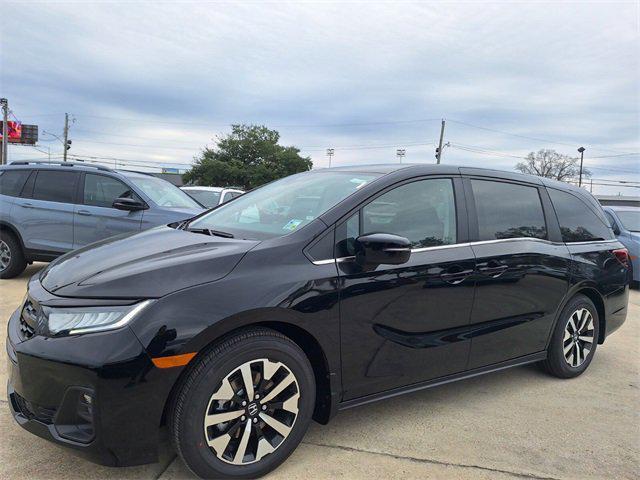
[0,170,30,197]
[548,188,614,242]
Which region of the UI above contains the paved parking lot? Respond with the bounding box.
[1,264,638,479]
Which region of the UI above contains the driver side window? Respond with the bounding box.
[84,174,136,208]
[363,178,457,248]
[336,178,457,257]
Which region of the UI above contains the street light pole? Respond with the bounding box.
[326,148,334,168]
[1,98,8,165]
[578,146,585,187]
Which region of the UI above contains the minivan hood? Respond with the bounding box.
[40,226,259,298]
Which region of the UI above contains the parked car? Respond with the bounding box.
[7,165,629,479]
[0,161,204,278]
[181,186,244,208]
[603,206,639,286]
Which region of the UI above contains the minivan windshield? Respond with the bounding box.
[615,210,640,232]
[127,176,201,209]
[188,171,380,239]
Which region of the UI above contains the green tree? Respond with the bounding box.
[183,124,312,189]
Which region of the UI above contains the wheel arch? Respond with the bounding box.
[0,221,25,251]
[160,316,337,430]
[549,285,606,346]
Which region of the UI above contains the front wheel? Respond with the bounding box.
[541,294,599,378]
[171,328,315,479]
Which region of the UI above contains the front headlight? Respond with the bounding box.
[43,300,154,336]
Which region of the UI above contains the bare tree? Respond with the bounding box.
[515,149,590,182]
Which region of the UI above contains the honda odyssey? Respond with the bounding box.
[6,164,630,479]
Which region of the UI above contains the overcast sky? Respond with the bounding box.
[2,0,639,194]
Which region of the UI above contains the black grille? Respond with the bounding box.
[19,300,40,339]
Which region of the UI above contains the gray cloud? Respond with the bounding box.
[2,1,638,194]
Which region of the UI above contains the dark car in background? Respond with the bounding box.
[603,206,639,285]
[6,164,629,478]
[0,161,204,278]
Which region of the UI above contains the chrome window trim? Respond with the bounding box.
[310,237,618,266]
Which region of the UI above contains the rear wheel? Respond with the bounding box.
[541,294,599,378]
[171,328,315,479]
[0,231,26,279]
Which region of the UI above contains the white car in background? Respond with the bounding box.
[180,186,244,208]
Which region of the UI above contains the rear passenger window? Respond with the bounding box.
[84,174,134,208]
[548,189,613,242]
[362,179,457,248]
[0,170,30,197]
[32,171,78,204]
[471,180,547,241]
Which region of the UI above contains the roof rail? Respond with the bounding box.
[8,160,113,172]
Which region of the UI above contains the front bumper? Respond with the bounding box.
[6,287,181,467]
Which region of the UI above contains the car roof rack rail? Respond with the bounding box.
[8,160,114,172]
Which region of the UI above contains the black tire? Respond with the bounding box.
[541,294,599,379]
[0,230,27,279]
[171,328,315,479]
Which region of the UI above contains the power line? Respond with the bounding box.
[446,118,635,155]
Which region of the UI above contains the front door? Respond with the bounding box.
[338,177,476,401]
[73,173,144,248]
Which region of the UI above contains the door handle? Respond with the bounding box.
[77,210,92,216]
[19,202,34,209]
[440,267,474,285]
[478,261,508,278]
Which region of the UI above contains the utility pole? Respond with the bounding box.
[436,119,446,164]
[1,98,8,165]
[63,113,69,162]
[396,148,406,163]
[326,148,334,168]
[577,146,585,187]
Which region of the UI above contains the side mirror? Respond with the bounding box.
[113,197,146,211]
[355,233,411,266]
[611,223,620,235]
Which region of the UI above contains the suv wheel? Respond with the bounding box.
[171,328,315,479]
[0,231,27,279]
[541,294,599,378]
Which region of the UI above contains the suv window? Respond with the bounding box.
[0,170,30,197]
[84,174,135,208]
[549,189,613,242]
[471,180,547,241]
[361,178,457,248]
[32,170,78,204]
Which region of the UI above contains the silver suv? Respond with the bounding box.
[0,161,204,278]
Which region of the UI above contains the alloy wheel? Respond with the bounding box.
[203,358,300,465]
[563,308,595,367]
[0,240,11,272]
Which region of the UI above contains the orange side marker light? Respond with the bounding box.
[152,352,196,369]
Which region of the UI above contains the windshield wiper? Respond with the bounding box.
[185,227,234,238]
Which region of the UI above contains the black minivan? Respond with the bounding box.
[7,164,630,478]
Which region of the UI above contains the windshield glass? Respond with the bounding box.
[184,190,221,208]
[128,176,201,208]
[189,171,380,239]
[615,211,640,232]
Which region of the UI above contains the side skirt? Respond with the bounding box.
[338,351,547,411]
